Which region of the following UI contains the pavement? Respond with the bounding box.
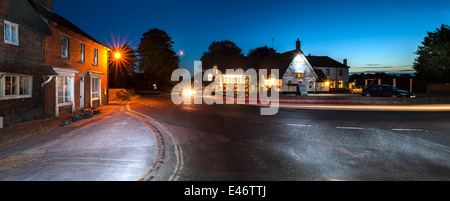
[0,101,160,181]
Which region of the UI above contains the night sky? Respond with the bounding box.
[52,0,449,75]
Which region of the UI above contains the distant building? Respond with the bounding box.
[201,38,350,95]
[349,73,427,93]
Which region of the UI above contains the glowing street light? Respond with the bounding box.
[178,50,185,57]
[114,52,121,59]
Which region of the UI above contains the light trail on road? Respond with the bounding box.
[278,103,450,111]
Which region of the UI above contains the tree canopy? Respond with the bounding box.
[413,24,450,84]
[136,28,179,91]
[201,40,244,60]
[247,46,277,57]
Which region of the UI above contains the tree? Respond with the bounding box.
[136,28,179,91]
[247,46,277,57]
[413,24,450,84]
[109,44,138,89]
[201,40,244,60]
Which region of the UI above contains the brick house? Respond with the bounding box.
[0,0,56,128]
[33,0,110,117]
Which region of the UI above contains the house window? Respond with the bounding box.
[19,76,31,95]
[57,76,73,104]
[1,75,32,99]
[295,73,304,78]
[339,80,344,88]
[0,76,2,97]
[80,43,85,62]
[91,78,100,99]
[339,69,344,76]
[93,49,98,65]
[330,81,336,89]
[61,36,69,58]
[325,69,330,76]
[207,74,213,81]
[4,20,19,46]
[4,76,17,96]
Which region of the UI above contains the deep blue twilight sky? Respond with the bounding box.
[52,0,449,75]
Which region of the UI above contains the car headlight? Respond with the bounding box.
[182,89,195,97]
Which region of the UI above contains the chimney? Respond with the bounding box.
[296,38,301,52]
[343,59,348,66]
[36,0,54,11]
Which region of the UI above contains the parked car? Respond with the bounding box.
[350,86,363,94]
[362,84,416,98]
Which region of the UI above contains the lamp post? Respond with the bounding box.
[113,51,122,88]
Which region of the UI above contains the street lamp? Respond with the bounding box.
[114,52,121,59]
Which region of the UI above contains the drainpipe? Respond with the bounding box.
[41,75,55,87]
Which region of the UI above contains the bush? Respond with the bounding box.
[111,89,140,101]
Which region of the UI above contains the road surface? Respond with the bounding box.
[129,93,450,181]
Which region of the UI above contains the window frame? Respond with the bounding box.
[4,20,19,46]
[93,48,98,65]
[56,76,74,105]
[61,36,69,58]
[89,71,103,107]
[0,74,33,100]
[80,43,85,63]
[91,78,100,100]
[53,67,79,116]
[295,73,304,78]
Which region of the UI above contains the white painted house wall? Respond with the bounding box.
[314,66,349,91]
[282,54,317,93]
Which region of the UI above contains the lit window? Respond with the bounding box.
[1,75,32,99]
[295,73,304,78]
[4,20,19,46]
[207,74,213,81]
[57,76,73,104]
[339,80,344,88]
[91,78,100,99]
[93,49,98,65]
[330,81,336,88]
[4,76,17,96]
[61,36,69,58]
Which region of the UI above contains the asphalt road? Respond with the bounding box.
[131,93,450,181]
[1,93,449,181]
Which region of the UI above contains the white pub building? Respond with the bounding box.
[201,38,350,95]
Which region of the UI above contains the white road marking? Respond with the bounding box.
[392,128,427,132]
[248,120,264,123]
[336,127,365,130]
[287,124,312,127]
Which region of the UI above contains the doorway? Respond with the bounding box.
[80,77,85,109]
